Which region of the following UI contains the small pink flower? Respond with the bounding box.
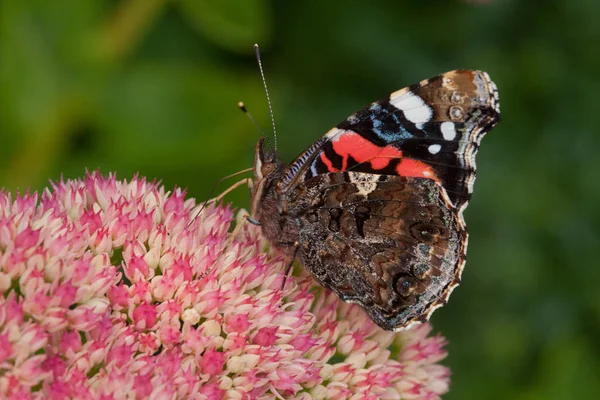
[52,281,77,308]
[132,302,157,329]
[58,330,82,356]
[158,325,181,346]
[14,227,40,251]
[199,349,226,375]
[198,383,224,399]
[0,333,12,363]
[225,313,251,334]
[106,284,129,309]
[0,171,450,399]
[253,326,279,346]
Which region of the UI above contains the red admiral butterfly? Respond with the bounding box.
[248,68,500,331]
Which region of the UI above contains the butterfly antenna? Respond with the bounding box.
[237,102,270,143]
[254,43,277,152]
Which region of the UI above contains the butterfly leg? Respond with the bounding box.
[188,174,253,229]
[205,177,252,205]
[245,215,261,225]
[279,242,299,292]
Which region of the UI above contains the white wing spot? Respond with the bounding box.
[428,144,442,154]
[390,90,423,109]
[348,172,378,197]
[389,90,433,124]
[404,107,433,125]
[440,122,456,141]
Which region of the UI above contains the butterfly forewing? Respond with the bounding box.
[283,70,500,211]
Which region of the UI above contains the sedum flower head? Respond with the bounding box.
[0,171,450,399]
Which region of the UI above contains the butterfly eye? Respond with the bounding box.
[395,275,417,297]
[449,106,464,120]
[410,222,439,244]
[450,91,463,103]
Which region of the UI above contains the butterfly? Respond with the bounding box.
[248,70,500,331]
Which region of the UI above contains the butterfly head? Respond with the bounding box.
[250,138,282,220]
[253,138,280,181]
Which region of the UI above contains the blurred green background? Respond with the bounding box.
[1,0,599,399]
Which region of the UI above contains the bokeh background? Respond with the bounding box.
[1,0,599,399]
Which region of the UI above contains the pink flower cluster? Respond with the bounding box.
[0,172,450,399]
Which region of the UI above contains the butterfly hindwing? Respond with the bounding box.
[283,171,467,330]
